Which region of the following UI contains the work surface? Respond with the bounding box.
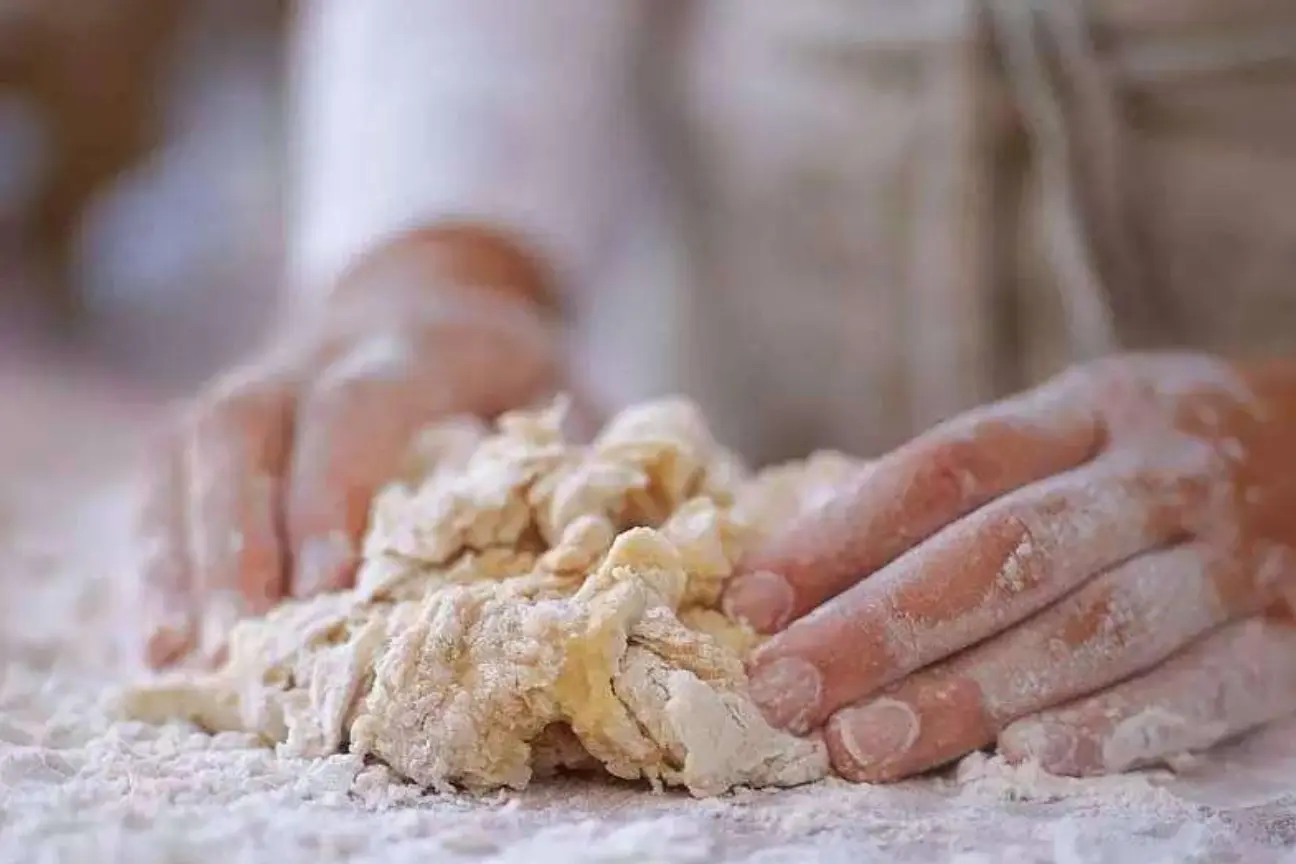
[2,365,1295,863]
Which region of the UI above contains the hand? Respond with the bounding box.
[724,354,1296,781]
[135,227,569,667]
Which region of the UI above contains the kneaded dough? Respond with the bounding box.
[122,397,864,797]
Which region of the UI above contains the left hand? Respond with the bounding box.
[723,353,1296,781]
[132,226,574,668]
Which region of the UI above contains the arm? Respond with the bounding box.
[286,0,647,310]
[136,2,644,666]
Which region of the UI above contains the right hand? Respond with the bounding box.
[727,354,1296,780]
[135,226,569,668]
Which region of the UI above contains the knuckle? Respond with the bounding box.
[216,376,290,425]
[922,436,987,513]
[189,363,298,436]
[311,333,418,398]
[1048,359,1129,418]
[182,374,296,480]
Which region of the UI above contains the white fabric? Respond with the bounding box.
[288,0,646,305]
[286,0,1296,464]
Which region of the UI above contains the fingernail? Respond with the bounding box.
[748,657,823,733]
[295,531,357,597]
[144,624,193,669]
[833,698,919,776]
[140,592,194,669]
[999,720,1077,773]
[723,570,795,633]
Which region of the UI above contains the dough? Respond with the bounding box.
[122,397,865,797]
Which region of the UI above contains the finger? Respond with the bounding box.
[1000,608,1296,776]
[286,325,556,597]
[823,542,1264,781]
[747,447,1209,734]
[184,369,296,658]
[725,368,1105,632]
[136,425,196,668]
[287,336,440,597]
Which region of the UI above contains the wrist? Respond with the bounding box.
[324,222,561,323]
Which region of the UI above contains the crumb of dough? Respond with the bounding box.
[120,396,866,797]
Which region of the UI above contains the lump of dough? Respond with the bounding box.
[349,529,827,796]
[121,397,867,797]
[123,592,397,759]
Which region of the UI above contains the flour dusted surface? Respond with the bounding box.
[7,384,1296,862]
[122,397,858,796]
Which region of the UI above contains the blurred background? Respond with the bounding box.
[0,0,285,399]
[3,0,1295,463]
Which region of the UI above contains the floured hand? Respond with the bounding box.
[725,353,1296,781]
[135,227,570,667]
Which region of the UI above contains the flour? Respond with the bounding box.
[121,397,858,796]
[8,380,1296,862]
